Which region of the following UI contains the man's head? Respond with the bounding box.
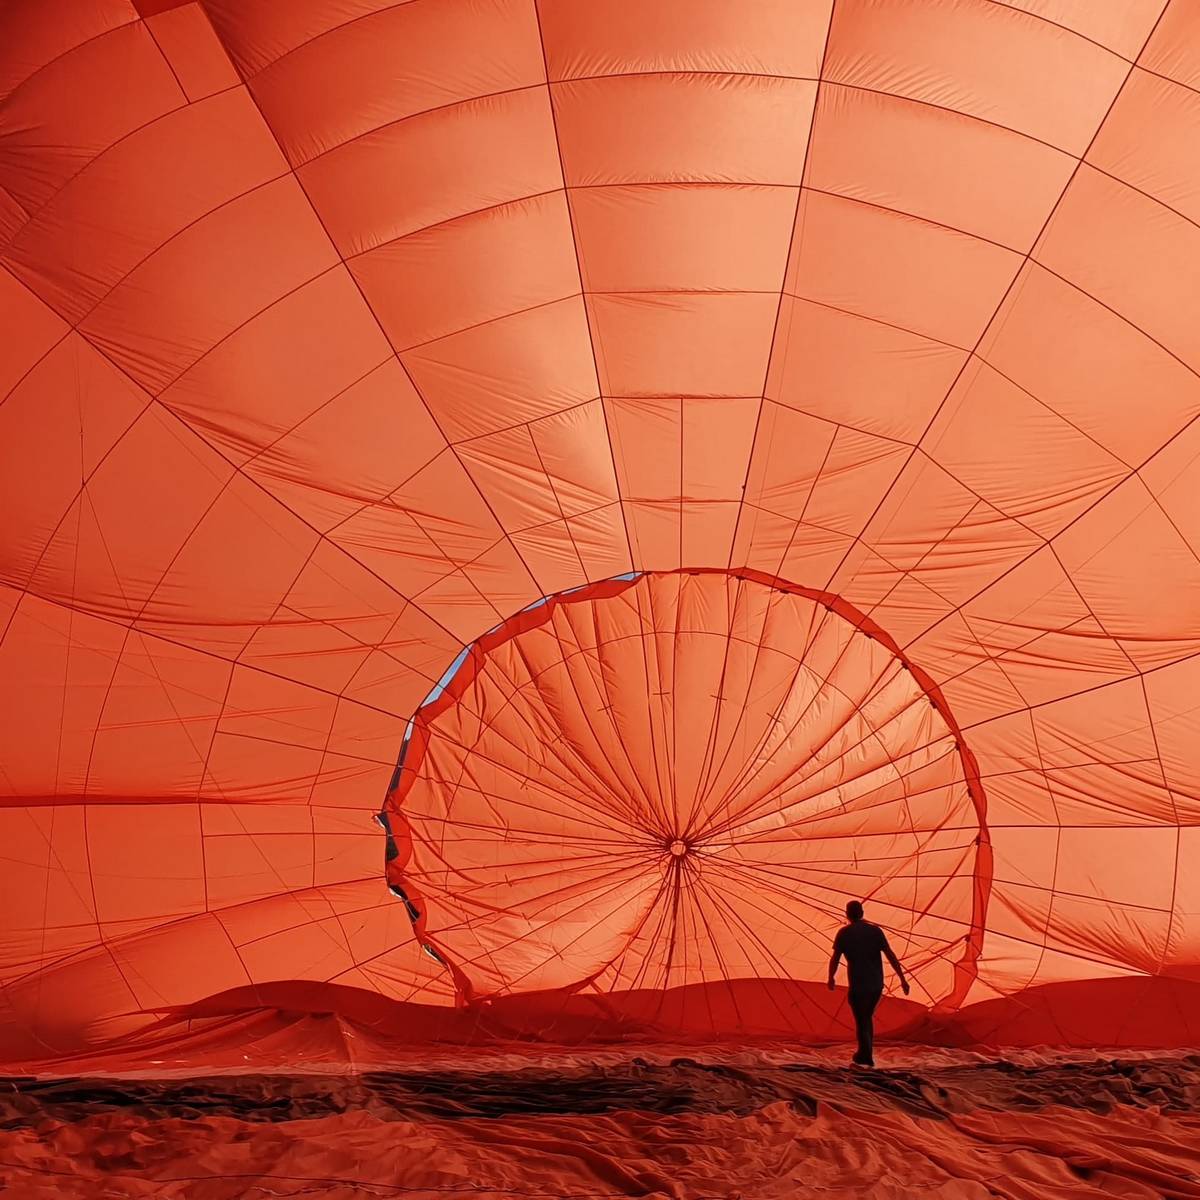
[846,900,864,922]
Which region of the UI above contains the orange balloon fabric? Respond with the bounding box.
[2,0,1200,1064]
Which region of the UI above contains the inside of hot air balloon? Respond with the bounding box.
[6,0,1200,1194]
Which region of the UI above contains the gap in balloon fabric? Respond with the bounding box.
[382,568,990,1040]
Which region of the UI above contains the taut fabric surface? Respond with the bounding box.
[2,0,1200,1063]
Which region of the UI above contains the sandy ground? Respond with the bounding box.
[3,1046,1200,1199]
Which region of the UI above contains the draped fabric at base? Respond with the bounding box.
[5,1046,1200,1199]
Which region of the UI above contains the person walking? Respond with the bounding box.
[827,900,909,1068]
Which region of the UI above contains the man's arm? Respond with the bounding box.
[827,932,843,991]
[882,936,910,996]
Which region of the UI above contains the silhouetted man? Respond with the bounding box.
[827,900,908,1068]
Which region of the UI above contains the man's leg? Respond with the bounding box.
[848,991,870,1063]
[848,989,882,1065]
[862,988,881,1064]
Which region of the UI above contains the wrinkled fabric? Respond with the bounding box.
[5,1048,1200,1199]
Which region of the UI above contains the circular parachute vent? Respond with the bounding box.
[384,570,990,1026]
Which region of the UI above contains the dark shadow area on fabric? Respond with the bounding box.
[6,1054,1200,1127]
[172,973,1200,1048]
